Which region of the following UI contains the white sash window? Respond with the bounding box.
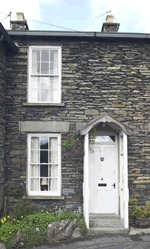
[28,46,61,103]
[28,134,61,196]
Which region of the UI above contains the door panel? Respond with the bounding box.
[90,144,117,213]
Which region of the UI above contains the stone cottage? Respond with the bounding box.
[0,12,150,232]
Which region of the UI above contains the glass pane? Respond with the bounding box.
[49,137,58,163]
[40,137,48,150]
[30,77,38,88]
[50,62,58,74]
[90,136,116,144]
[31,164,39,177]
[41,62,49,74]
[50,50,58,63]
[53,90,59,103]
[40,165,48,177]
[49,164,58,178]
[31,150,39,163]
[31,178,40,191]
[30,77,40,102]
[49,178,57,191]
[31,137,39,149]
[41,89,50,102]
[32,50,40,74]
[41,77,50,89]
[41,50,49,61]
[31,88,38,102]
[41,178,48,191]
[40,150,48,163]
[50,50,58,74]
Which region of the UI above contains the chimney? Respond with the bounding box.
[101,14,120,32]
[10,12,29,30]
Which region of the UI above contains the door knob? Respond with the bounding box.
[112,183,116,188]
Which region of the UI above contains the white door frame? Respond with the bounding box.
[83,131,129,229]
[119,131,129,229]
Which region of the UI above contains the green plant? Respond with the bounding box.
[13,198,31,220]
[131,203,150,218]
[0,209,87,248]
[0,221,18,243]
[5,235,20,249]
[22,230,48,248]
[63,134,78,149]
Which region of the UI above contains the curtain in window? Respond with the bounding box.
[31,137,39,191]
[50,137,58,191]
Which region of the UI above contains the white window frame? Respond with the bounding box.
[27,133,61,196]
[28,46,62,103]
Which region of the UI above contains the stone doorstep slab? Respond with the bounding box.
[129,226,150,235]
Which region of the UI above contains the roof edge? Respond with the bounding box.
[0,23,18,53]
[7,30,150,39]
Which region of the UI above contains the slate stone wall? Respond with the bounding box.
[5,37,150,219]
[0,43,6,212]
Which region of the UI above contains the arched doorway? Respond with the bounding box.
[80,113,132,229]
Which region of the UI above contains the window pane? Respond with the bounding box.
[40,165,48,177]
[40,151,48,163]
[31,137,39,149]
[53,90,59,103]
[50,77,58,102]
[41,178,48,191]
[49,164,58,178]
[41,62,49,74]
[50,50,58,74]
[31,165,39,177]
[31,150,39,163]
[40,137,48,150]
[32,50,40,74]
[31,178,40,191]
[41,50,49,61]
[41,89,50,102]
[41,77,50,89]
[49,178,57,191]
[50,62,58,74]
[50,50,58,63]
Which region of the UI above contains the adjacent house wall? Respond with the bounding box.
[5,37,150,220]
[0,43,6,213]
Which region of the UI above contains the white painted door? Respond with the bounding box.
[90,141,118,214]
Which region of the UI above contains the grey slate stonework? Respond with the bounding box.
[0,43,6,213]
[4,36,150,221]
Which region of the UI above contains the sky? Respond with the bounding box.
[0,0,150,33]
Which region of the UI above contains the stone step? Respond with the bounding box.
[89,213,124,229]
[89,219,124,227]
[89,213,120,219]
[88,227,129,235]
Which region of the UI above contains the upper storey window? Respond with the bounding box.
[28,46,61,103]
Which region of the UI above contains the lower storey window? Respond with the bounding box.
[28,134,61,196]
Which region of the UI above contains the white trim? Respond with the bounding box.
[83,133,89,229]
[28,46,62,104]
[123,132,129,229]
[27,133,61,196]
[119,131,129,229]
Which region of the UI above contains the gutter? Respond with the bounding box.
[7,30,150,39]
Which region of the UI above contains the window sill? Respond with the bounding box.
[23,196,65,200]
[23,103,65,107]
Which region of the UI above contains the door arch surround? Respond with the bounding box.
[79,113,132,229]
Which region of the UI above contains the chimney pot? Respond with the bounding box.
[106,14,114,23]
[16,12,25,22]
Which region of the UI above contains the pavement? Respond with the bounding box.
[32,229,150,249]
